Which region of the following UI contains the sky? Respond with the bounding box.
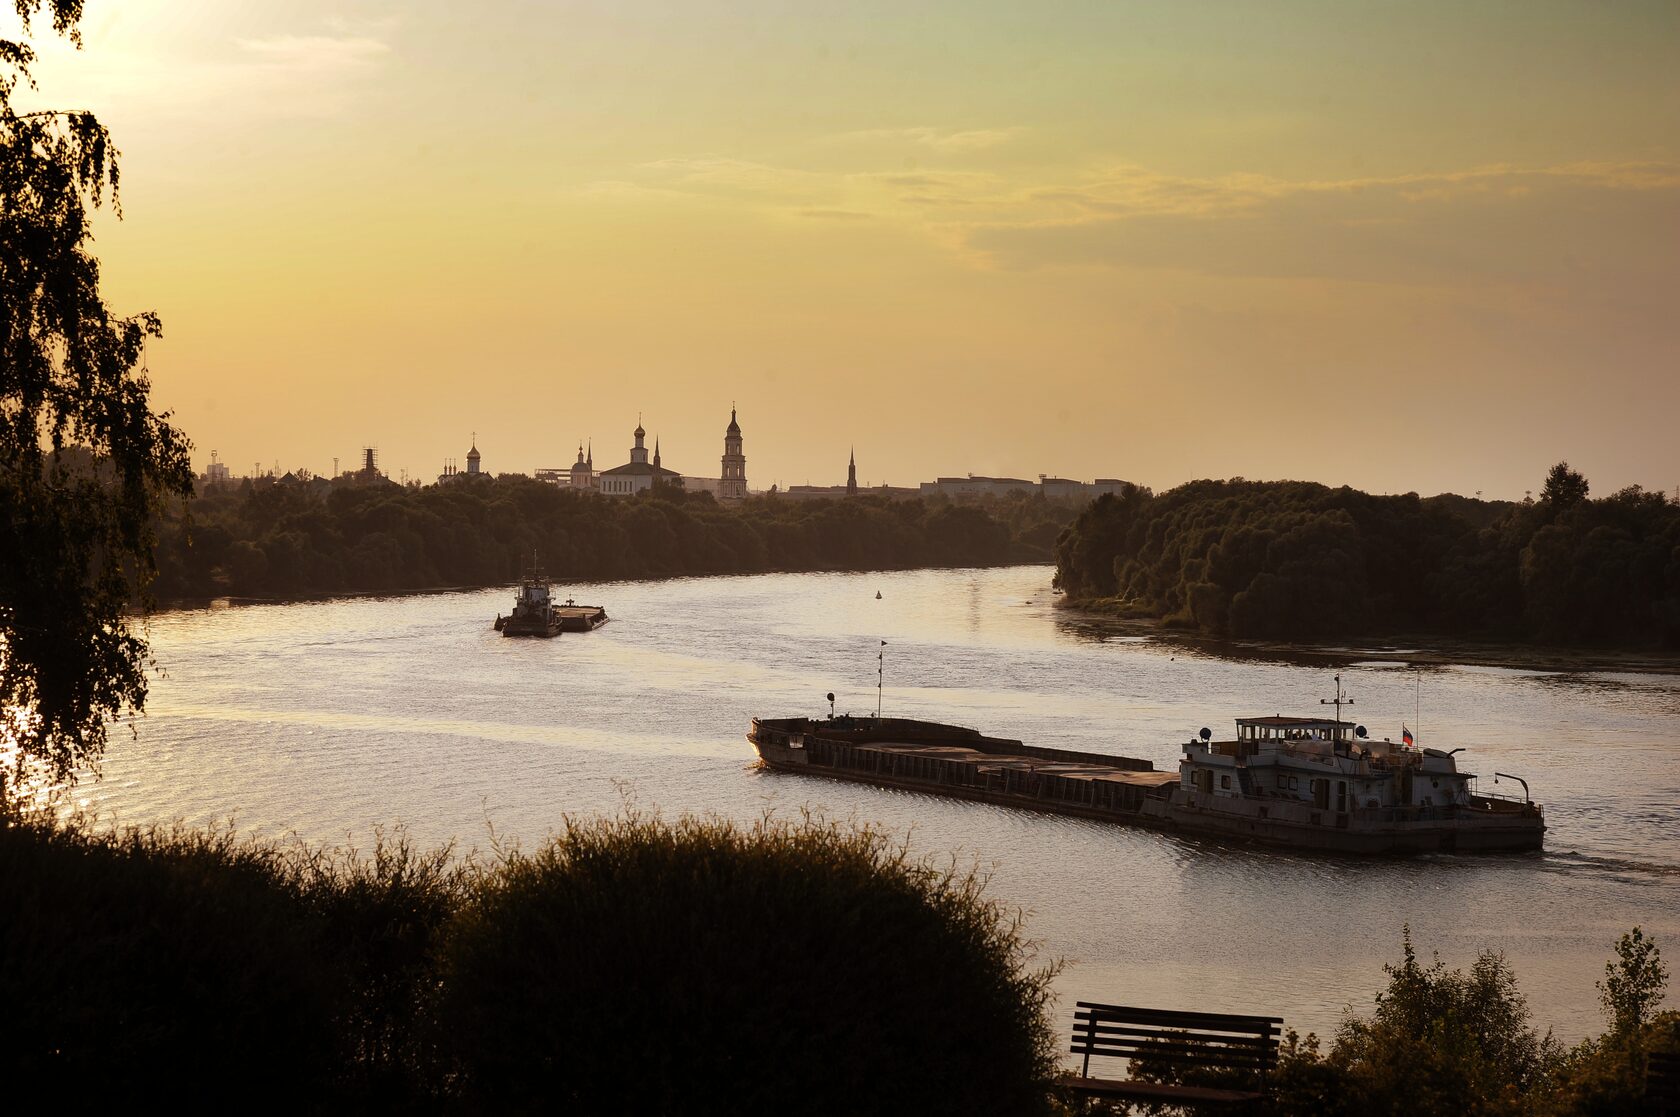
[14,1,1679,498]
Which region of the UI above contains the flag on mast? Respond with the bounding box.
[1402,725,1415,747]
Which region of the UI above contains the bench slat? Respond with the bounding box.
[1074,1022,1276,1046]
[1071,1036,1275,1060]
[1076,1002,1284,1031]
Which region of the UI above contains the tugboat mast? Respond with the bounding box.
[1320,673,1354,731]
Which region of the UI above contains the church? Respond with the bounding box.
[538,410,748,501]
[596,419,683,496]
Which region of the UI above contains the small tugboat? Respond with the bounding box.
[495,557,563,638]
[747,678,1544,856]
[493,555,610,637]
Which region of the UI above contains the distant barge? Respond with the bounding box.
[494,562,609,637]
[748,707,1544,855]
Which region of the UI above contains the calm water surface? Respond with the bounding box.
[88,566,1680,1041]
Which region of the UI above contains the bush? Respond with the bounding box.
[437,809,1062,1115]
[0,813,338,1103]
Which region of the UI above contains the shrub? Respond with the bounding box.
[437,809,1062,1115]
[0,813,337,1103]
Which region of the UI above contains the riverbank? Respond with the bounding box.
[152,476,1078,601]
[152,559,1050,612]
[1058,597,1680,676]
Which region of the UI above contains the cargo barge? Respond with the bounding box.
[748,700,1544,855]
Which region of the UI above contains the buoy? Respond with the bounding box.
[875,590,882,599]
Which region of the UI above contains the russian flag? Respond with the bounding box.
[1402,726,1415,746]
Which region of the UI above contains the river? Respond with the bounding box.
[81,565,1680,1042]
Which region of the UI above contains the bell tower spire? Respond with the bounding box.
[720,405,747,501]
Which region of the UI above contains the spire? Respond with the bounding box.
[576,442,585,466]
[726,406,741,435]
[587,439,593,467]
[653,436,661,469]
[847,446,858,496]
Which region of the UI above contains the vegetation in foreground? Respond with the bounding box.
[1,0,195,783]
[149,476,1081,600]
[1106,926,1675,1117]
[1054,463,1680,649]
[3,804,1673,1114]
[0,807,1060,1114]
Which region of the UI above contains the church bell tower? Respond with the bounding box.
[720,407,746,501]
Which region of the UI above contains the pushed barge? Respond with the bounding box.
[748,712,1544,855]
[494,556,609,637]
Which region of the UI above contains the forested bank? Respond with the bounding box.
[1054,465,1680,649]
[151,476,1081,600]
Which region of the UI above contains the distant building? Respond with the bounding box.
[537,408,748,498]
[438,435,485,484]
[919,475,1037,499]
[779,448,917,501]
[916,474,1131,501]
[202,450,232,488]
[719,408,747,501]
[597,419,683,496]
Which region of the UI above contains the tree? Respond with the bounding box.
[439,810,1062,1114]
[1541,461,1590,510]
[1326,928,1563,1116]
[1598,926,1668,1040]
[1,1,193,791]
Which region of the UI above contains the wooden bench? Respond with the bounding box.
[1060,1001,1283,1111]
[1651,1049,1679,1117]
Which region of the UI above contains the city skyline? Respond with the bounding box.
[15,1,1678,501]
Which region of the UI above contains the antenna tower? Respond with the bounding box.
[1320,673,1354,728]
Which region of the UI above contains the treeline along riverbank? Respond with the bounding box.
[1054,464,1680,649]
[152,476,1081,600]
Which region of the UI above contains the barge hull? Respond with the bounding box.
[749,719,1544,856]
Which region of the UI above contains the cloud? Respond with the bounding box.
[637,156,825,196]
[587,143,1679,297]
[962,162,1680,287]
[794,208,872,221]
[234,33,391,71]
[827,126,1022,153]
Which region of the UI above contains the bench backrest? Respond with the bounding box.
[1071,1002,1283,1086]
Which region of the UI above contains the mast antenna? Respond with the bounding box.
[1320,673,1354,729]
[877,641,886,720]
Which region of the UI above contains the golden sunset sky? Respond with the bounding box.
[18,1,1679,497]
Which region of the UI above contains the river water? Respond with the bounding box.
[84,566,1680,1042]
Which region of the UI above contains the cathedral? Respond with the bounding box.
[538,410,746,500]
[596,419,683,495]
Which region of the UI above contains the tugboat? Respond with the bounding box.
[747,677,1544,855]
[495,556,563,638]
[1159,676,1543,853]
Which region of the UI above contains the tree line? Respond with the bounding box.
[1053,464,1680,648]
[151,476,1085,600]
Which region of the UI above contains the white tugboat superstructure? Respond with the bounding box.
[1162,676,1543,853]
